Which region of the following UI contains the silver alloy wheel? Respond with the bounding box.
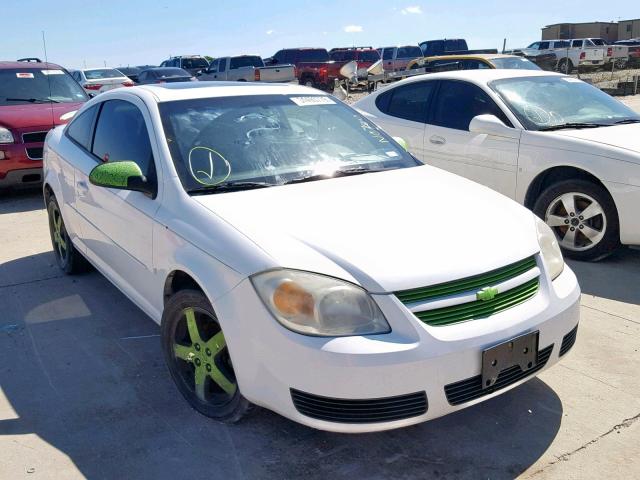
[544,192,607,251]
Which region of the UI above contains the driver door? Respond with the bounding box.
[74,97,161,315]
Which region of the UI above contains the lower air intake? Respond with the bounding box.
[290,389,428,423]
[560,324,578,356]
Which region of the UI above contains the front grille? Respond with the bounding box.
[290,389,427,423]
[560,324,578,356]
[26,147,44,160]
[444,344,553,406]
[395,256,539,327]
[22,131,49,144]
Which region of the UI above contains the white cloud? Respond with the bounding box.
[266,29,274,35]
[344,25,363,33]
[401,6,422,15]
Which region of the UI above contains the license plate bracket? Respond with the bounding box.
[481,331,538,389]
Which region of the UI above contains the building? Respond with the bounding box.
[542,22,618,42]
[618,19,640,40]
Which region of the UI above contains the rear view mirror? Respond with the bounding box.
[89,161,155,196]
[469,115,519,139]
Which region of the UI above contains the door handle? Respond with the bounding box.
[77,180,89,196]
[429,135,446,145]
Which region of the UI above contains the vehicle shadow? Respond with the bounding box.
[568,247,640,305]
[0,187,43,214]
[1,252,563,479]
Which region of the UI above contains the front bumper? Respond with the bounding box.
[0,141,44,187]
[215,263,580,433]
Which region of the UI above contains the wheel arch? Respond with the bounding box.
[524,165,612,210]
[163,269,206,306]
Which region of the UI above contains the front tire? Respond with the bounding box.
[47,196,88,274]
[533,180,620,261]
[161,289,251,423]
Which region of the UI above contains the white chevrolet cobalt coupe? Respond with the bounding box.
[43,82,580,432]
[354,70,640,261]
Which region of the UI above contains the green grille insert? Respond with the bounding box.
[413,278,540,326]
[395,256,537,304]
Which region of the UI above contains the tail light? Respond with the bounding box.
[85,84,102,90]
[122,80,134,87]
[580,52,586,60]
[255,69,261,81]
[319,67,328,80]
[607,47,613,57]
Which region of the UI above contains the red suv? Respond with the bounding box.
[0,61,88,188]
[329,47,381,79]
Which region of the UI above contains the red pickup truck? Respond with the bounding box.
[329,47,381,79]
[266,48,339,91]
[0,61,88,188]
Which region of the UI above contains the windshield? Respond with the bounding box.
[159,94,419,193]
[84,68,124,80]
[0,68,88,106]
[230,56,263,69]
[183,58,209,69]
[489,76,640,130]
[490,57,541,70]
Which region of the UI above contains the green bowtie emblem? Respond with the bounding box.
[477,286,499,301]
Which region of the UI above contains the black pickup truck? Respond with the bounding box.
[419,39,497,57]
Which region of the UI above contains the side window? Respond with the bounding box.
[377,81,435,123]
[218,58,227,73]
[571,40,582,48]
[209,59,219,72]
[528,42,540,50]
[382,49,394,60]
[272,51,284,64]
[464,60,491,70]
[66,105,99,150]
[539,42,550,49]
[431,81,511,131]
[92,100,155,179]
[138,71,147,83]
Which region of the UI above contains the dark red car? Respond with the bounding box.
[329,47,381,79]
[0,61,88,188]
[266,48,340,91]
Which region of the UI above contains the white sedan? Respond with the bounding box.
[43,82,579,432]
[70,68,134,95]
[354,70,640,261]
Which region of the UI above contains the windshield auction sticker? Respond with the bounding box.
[290,96,336,106]
[16,72,34,79]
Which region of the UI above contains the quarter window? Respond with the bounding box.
[92,100,155,179]
[219,59,226,73]
[376,81,435,123]
[431,80,511,131]
[66,105,98,150]
[382,49,394,60]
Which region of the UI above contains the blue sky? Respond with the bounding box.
[1,1,637,68]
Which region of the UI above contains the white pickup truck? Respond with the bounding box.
[198,55,296,83]
[517,39,606,73]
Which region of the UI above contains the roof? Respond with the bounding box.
[424,53,519,61]
[0,61,63,70]
[134,81,320,102]
[543,21,617,27]
[391,69,562,87]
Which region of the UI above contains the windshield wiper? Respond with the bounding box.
[614,119,640,125]
[285,167,388,185]
[5,97,61,104]
[539,122,608,131]
[187,181,273,195]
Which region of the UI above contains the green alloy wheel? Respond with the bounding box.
[161,289,251,422]
[47,196,88,274]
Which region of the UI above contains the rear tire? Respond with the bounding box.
[533,180,620,261]
[47,195,89,274]
[161,289,251,423]
[557,58,573,74]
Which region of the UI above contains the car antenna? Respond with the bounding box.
[42,30,56,128]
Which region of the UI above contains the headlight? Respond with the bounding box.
[0,127,14,144]
[251,269,391,337]
[535,216,564,280]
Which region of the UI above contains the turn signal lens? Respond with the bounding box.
[273,281,314,316]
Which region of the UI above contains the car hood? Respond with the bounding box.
[0,102,84,130]
[551,123,640,158]
[193,166,540,293]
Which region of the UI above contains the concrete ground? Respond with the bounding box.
[1,188,639,480]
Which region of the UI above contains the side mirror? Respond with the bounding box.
[469,114,519,139]
[392,136,409,151]
[89,161,155,196]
